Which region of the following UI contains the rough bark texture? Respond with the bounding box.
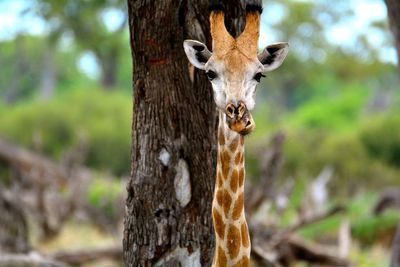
[385,0,400,65]
[124,1,216,266]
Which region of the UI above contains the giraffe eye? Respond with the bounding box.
[253,73,265,82]
[206,70,217,81]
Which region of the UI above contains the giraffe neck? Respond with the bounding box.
[212,112,251,267]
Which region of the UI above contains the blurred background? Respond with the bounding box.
[0,0,399,266]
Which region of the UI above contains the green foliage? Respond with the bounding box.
[0,89,131,175]
[360,115,400,168]
[0,35,88,103]
[282,128,399,194]
[280,177,306,226]
[88,177,124,218]
[348,194,400,245]
[288,87,368,131]
[33,0,129,89]
[299,215,341,240]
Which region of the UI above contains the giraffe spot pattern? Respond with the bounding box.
[217,246,228,267]
[230,169,239,193]
[217,170,223,187]
[229,140,238,152]
[233,256,250,267]
[226,225,241,259]
[240,136,244,146]
[221,150,231,163]
[241,222,250,248]
[218,128,225,146]
[212,208,225,239]
[222,159,230,180]
[234,152,242,165]
[216,189,232,216]
[238,168,245,187]
[232,193,244,220]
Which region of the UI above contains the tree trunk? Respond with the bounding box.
[98,47,119,89]
[384,0,400,65]
[40,42,57,100]
[123,1,216,266]
[4,36,26,104]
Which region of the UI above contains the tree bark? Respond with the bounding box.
[123,1,216,266]
[384,0,400,65]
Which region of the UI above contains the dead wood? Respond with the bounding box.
[249,206,350,267]
[0,190,29,254]
[247,132,285,212]
[0,137,123,238]
[49,246,122,265]
[373,188,400,215]
[0,254,69,267]
[0,137,68,186]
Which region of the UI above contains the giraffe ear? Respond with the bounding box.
[183,40,212,70]
[258,42,289,72]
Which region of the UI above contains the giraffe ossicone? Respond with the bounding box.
[183,3,288,266]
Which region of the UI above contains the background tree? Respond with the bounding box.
[34,0,128,89]
[0,35,83,103]
[385,0,400,65]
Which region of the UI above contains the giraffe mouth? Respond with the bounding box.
[225,102,255,135]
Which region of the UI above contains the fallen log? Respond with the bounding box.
[247,132,285,212]
[0,137,81,186]
[0,137,124,238]
[249,206,351,267]
[49,246,122,265]
[0,254,69,267]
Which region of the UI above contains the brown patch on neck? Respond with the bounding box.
[235,152,243,165]
[232,193,244,220]
[226,225,241,259]
[233,255,250,267]
[216,189,232,216]
[217,246,228,267]
[212,208,226,239]
[238,168,245,187]
[229,139,239,152]
[241,223,250,248]
[217,170,224,187]
[230,169,239,193]
[240,135,244,146]
[218,127,225,146]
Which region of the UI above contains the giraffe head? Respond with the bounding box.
[184,5,288,135]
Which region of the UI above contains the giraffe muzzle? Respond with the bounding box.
[225,102,255,135]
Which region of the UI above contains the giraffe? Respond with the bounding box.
[183,3,288,266]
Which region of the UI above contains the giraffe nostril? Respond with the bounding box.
[246,120,251,127]
[226,104,235,118]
